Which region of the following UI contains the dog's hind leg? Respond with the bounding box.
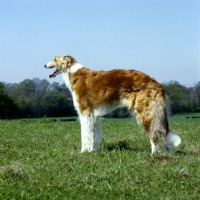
[149,132,159,154]
[133,93,181,154]
[132,95,162,154]
[80,115,102,152]
[134,111,160,154]
[94,116,102,150]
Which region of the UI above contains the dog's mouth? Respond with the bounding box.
[49,68,58,78]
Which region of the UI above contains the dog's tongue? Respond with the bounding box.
[49,69,58,78]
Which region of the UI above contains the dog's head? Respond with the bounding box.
[44,56,76,78]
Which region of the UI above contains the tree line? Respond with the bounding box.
[0,78,76,119]
[0,78,200,119]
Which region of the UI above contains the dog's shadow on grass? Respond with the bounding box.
[103,140,198,158]
[174,149,199,156]
[103,139,145,152]
[173,150,187,156]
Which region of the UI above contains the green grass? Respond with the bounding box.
[0,115,200,199]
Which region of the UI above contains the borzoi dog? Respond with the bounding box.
[44,55,181,154]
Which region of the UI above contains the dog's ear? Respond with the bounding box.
[64,56,69,61]
[64,56,71,65]
[64,56,76,65]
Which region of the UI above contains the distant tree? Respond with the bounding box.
[10,78,51,117]
[41,90,76,117]
[162,81,189,113]
[2,79,77,118]
[32,78,51,117]
[4,83,18,94]
[51,82,61,91]
[16,79,36,97]
[17,97,32,118]
[13,79,38,117]
[0,82,21,118]
[193,82,200,112]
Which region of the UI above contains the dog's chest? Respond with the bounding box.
[62,73,72,91]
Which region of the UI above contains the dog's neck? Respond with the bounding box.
[67,63,83,74]
[62,63,84,91]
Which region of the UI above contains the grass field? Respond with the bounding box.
[0,114,200,199]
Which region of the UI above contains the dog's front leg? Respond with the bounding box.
[80,115,101,152]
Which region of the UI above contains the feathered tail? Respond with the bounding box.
[163,132,181,152]
[152,94,181,153]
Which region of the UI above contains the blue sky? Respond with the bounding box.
[0,0,199,86]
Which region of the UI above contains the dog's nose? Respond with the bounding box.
[44,64,46,68]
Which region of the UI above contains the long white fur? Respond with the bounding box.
[67,63,83,73]
[62,63,83,90]
[163,132,181,152]
[80,115,102,152]
[150,140,159,154]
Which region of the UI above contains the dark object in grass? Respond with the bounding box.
[186,116,200,119]
[60,119,76,122]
